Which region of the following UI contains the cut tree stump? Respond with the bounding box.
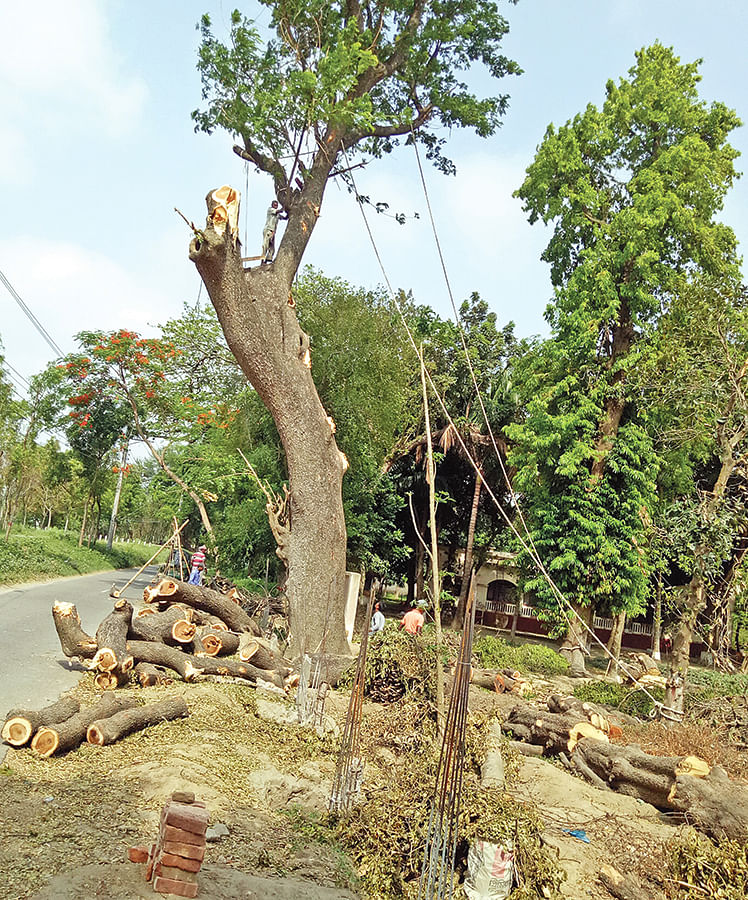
[93,599,135,674]
[94,671,130,691]
[505,703,607,755]
[129,607,196,645]
[2,696,80,747]
[144,579,260,634]
[31,694,139,757]
[87,696,189,746]
[52,601,97,660]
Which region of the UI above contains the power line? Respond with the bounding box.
[0,267,64,357]
[3,359,30,388]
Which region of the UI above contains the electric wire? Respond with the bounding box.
[341,144,670,713]
[0,268,64,357]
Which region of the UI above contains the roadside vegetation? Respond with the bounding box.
[0,526,160,586]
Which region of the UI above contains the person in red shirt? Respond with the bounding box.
[401,604,425,635]
[188,545,207,585]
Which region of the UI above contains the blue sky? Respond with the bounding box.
[1,0,747,395]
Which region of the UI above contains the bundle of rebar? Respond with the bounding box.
[418,582,477,900]
[329,590,376,814]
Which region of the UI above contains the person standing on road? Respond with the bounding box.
[188,545,207,586]
[369,601,385,636]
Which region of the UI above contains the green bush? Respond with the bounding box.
[667,830,748,899]
[572,680,663,719]
[0,527,161,586]
[472,635,569,677]
[685,668,748,701]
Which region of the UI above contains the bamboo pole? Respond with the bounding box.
[420,349,445,733]
[111,519,189,598]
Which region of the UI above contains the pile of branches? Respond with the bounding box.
[52,577,295,699]
[205,575,288,627]
[687,693,748,748]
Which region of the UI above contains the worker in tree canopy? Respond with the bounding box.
[188,545,207,586]
[369,601,385,636]
[401,603,425,636]
[261,200,288,263]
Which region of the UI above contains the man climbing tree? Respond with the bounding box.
[188,1,521,658]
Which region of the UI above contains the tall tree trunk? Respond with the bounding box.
[652,575,663,660]
[107,441,128,551]
[605,611,626,676]
[451,469,482,629]
[189,184,349,658]
[78,490,91,548]
[668,440,738,713]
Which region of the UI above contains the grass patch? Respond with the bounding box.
[572,680,663,719]
[685,667,748,701]
[472,635,569,677]
[0,526,161,586]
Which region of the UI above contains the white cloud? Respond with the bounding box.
[0,237,179,380]
[0,0,147,143]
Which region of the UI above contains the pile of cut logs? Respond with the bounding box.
[2,694,188,757]
[504,693,748,843]
[52,578,295,693]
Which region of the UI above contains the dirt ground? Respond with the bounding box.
[0,665,732,899]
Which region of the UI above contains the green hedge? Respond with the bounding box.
[472,634,570,677]
[0,527,161,586]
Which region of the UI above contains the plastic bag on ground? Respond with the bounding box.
[464,839,514,900]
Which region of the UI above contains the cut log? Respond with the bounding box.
[238,634,291,672]
[571,738,748,842]
[94,671,130,691]
[31,694,139,756]
[129,607,196,645]
[195,627,239,657]
[52,601,97,660]
[505,703,592,755]
[93,599,134,673]
[546,693,638,727]
[87,696,188,746]
[127,640,284,688]
[134,662,173,688]
[187,609,229,631]
[2,696,80,747]
[599,864,649,900]
[127,641,204,682]
[145,579,260,634]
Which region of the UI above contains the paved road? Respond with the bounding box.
[0,566,158,761]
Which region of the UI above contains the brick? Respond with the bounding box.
[152,875,198,898]
[154,862,198,884]
[162,824,206,846]
[171,790,195,804]
[145,843,157,882]
[127,845,149,863]
[165,806,209,835]
[162,840,206,861]
[160,852,202,873]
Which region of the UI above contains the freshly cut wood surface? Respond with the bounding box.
[129,606,196,645]
[93,599,134,673]
[52,601,97,660]
[195,626,239,657]
[146,579,260,634]
[2,697,80,747]
[238,635,290,672]
[134,662,173,687]
[31,694,139,757]
[87,697,188,746]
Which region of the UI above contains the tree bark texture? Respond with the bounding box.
[2,697,81,747]
[31,694,139,757]
[93,599,135,676]
[52,601,97,660]
[146,579,260,635]
[87,697,189,746]
[194,627,239,657]
[189,188,349,659]
[129,606,196,645]
[605,611,626,676]
[134,662,173,688]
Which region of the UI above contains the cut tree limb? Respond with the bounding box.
[194,627,239,657]
[87,697,189,746]
[134,662,173,688]
[93,599,134,673]
[31,694,139,757]
[238,634,291,673]
[129,607,196,645]
[2,697,80,747]
[145,580,260,634]
[52,601,97,660]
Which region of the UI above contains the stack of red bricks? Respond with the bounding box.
[128,790,208,898]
